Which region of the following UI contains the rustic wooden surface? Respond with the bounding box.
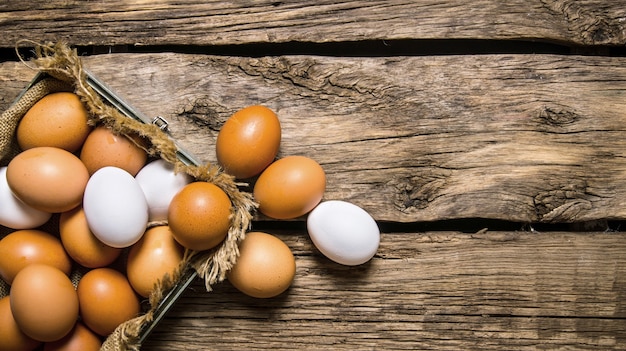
[1,1,625,47]
[141,230,626,351]
[3,53,626,223]
[1,1,626,350]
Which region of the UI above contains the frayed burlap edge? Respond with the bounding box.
[0,77,72,165]
[8,40,257,351]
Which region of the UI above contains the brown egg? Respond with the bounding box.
[43,322,102,351]
[168,182,232,251]
[227,232,296,298]
[126,225,184,297]
[79,126,148,176]
[77,268,140,337]
[0,296,41,351]
[17,92,92,153]
[253,155,326,219]
[59,206,122,268]
[0,229,72,284]
[6,147,89,213]
[10,264,79,342]
[216,105,281,179]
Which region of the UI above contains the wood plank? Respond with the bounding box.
[1,53,626,223]
[140,230,626,350]
[1,1,625,48]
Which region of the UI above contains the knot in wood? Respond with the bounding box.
[541,0,624,45]
[533,180,594,222]
[177,97,229,131]
[536,105,579,127]
[390,171,450,212]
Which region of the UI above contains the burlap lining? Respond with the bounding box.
[0,41,257,350]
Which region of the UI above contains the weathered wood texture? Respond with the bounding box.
[140,230,626,350]
[2,53,625,223]
[1,2,626,349]
[0,1,625,47]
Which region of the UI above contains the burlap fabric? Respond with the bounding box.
[0,77,72,165]
[0,41,257,350]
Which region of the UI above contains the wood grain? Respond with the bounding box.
[0,1,625,48]
[1,2,625,350]
[1,53,626,223]
[140,230,626,350]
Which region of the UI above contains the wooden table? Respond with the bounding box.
[1,2,626,350]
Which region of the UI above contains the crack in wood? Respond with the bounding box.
[233,56,388,104]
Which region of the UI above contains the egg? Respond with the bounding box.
[126,225,184,298]
[16,92,92,153]
[83,166,149,248]
[77,268,140,337]
[253,155,326,219]
[168,182,232,251]
[6,147,89,213]
[43,322,102,351]
[10,264,79,342]
[0,166,52,229]
[216,105,281,179]
[0,296,41,351]
[135,159,193,222]
[307,200,380,266]
[227,232,296,298]
[79,126,148,176]
[59,206,122,268]
[0,229,72,284]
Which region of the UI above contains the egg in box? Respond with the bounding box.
[1,41,380,350]
[0,58,245,349]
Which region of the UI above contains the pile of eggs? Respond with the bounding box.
[0,90,381,350]
[0,92,193,350]
[213,105,381,297]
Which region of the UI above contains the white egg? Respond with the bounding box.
[0,167,51,229]
[135,159,192,222]
[306,200,380,266]
[83,166,149,248]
